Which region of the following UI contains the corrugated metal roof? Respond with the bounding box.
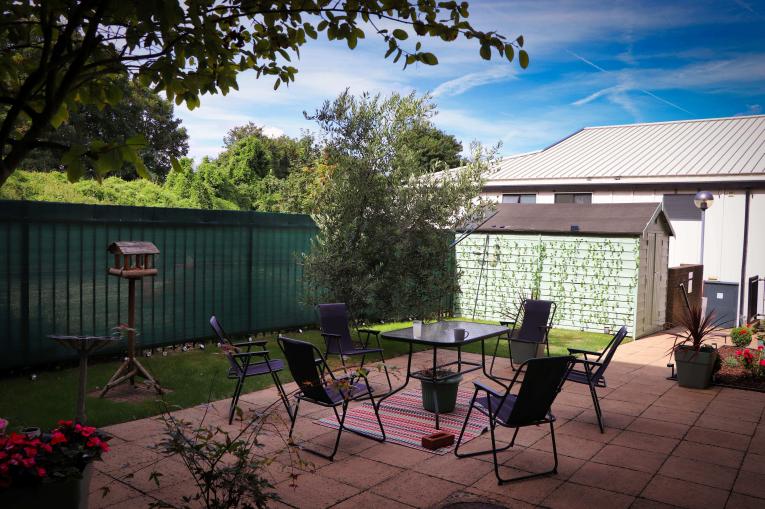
[475,203,672,236]
[488,115,765,183]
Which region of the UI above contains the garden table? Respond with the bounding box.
[379,321,509,429]
[48,335,121,424]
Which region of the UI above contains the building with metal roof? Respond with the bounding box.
[469,115,765,328]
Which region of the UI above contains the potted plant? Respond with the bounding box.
[419,368,463,413]
[0,418,110,508]
[673,302,721,389]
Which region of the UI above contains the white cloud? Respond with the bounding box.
[432,66,517,97]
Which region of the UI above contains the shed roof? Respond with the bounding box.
[475,203,673,236]
[485,115,765,185]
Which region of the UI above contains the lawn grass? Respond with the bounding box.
[0,320,623,430]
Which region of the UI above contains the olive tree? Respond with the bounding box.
[303,91,496,321]
[0,0,528,187]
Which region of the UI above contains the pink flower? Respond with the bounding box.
[736,349,742,356]
[760,359,765,366]
[758,345,764,351]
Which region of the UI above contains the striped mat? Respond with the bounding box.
[316,389,489,454]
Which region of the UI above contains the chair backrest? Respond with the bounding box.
[278,335,333,404]
[506,355,574,426]
[516,299,555,343]
[317,303,354,354]
[209,315,240,372]
[593,326,628,379]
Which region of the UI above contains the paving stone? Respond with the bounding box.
[658,455,738,490]
[568,461,652,496]
[591,444,667,474]
[733,469,765,499]
[371,470,461,507]
[413,451,494,485]
[330,490,414,508]
[684,426,751,451]
[626,417,689,439]
[725,492,765,509]
[610,430,680,454]
[671,441,745,469]
[641,475,729,509]
[542,482,634,509]
[274,472,361,508]
[319,455,402,488]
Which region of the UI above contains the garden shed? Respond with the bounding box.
[454,203,674,338]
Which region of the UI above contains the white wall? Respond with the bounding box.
[482,187,763,324]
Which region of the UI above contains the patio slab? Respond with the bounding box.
[91,330,765,508]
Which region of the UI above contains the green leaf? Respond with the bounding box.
[61,145,86,183]
[516,35,524,47]
[479,44,491,60]
[392,29,408,40]
[504,44,514,62]
[519,49,529,69]
[50,103,69,128]
[420,52,438,65]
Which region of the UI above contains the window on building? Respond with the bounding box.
[662,194,702,221]
[554,193,592,204]
[501,193,536,204]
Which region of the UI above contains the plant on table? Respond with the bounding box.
[731,325,754,348]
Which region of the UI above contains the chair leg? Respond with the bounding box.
[494,421,559,485]
[271,371,293,419]
[378,350,393,392]
[455,392,512,459]
[288,398,301,440]
[229,376,245,425]
[297,402,348,461]
[588,381,604,433]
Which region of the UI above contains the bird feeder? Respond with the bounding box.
[101,241,163,396]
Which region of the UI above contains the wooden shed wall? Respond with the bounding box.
[634,218,671,337]
[454,233,640,335]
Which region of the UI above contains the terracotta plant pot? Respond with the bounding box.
[675,346,718,389]
[0,463,92,509]
[421,374,463,413]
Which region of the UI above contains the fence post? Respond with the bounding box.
[21,217,30,364]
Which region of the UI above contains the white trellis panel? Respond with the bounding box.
[454,233,640,335]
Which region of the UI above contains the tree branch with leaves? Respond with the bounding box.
[0,0,527,187]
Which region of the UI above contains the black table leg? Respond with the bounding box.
[432,347,440,430]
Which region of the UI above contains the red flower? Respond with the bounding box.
[36,466,45,477]
[23,447,37,458]
[758,345,764,351]
[49,431,67,445]
[759,359,765,366]
[736,349,742,356]
[57,420,73,427]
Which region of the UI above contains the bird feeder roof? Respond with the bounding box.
[107,241,160,255]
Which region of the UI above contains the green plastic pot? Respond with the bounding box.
[510,340,545,365]
[420,374,463,413]
[0,463,92,509]
[675,347,718,389]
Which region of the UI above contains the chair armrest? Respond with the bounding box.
[356,328,380,335]
[568,347,601,357]
[572,357,603,371]
[473,380,505,398]
[320,332,342,339]
[230,350,269,359]
[499,320,516,327]
[233,340,267,348]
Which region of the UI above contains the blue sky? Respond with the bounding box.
[176,0,765,162]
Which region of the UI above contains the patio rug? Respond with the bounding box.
[316,389,489,454]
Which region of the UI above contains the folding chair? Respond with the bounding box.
[490,299,556,377]
[278,335,386,461]
[317,303,392,392]
[566,325,628,433]
[455,355,575,485]
[209,316,289,424]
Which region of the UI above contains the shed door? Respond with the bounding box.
[639,233,663,337]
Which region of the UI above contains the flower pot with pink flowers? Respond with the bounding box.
[0,418,110,509]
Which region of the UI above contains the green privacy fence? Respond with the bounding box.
[0,201,318,370]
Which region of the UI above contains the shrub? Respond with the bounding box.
[731,326,753,347]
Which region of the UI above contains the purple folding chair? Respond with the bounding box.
[317,303,392,392]
[210,315,289,424]
[278,335,385,461]
[566,325,628,433]
[490,299,556,378]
